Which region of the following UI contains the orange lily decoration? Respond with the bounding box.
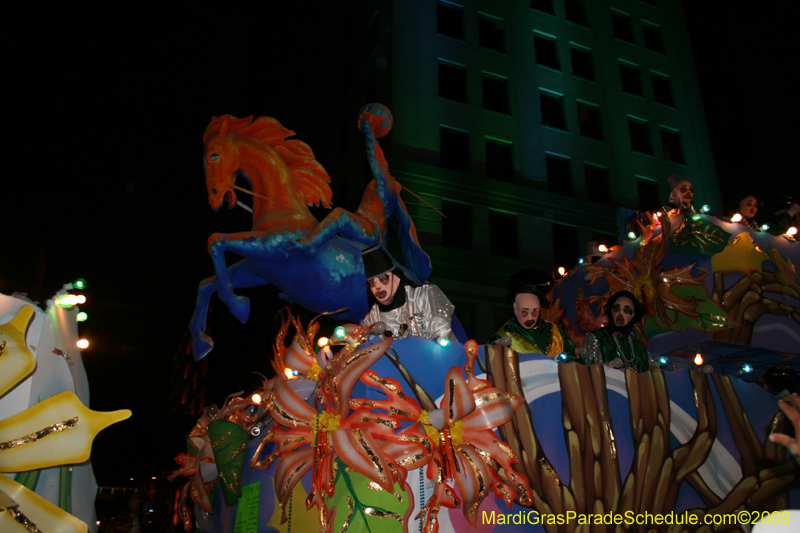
[417,367,532,533]
[257,337,409,532]
[585,212,706,330]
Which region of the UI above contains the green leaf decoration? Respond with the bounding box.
[208,419,250,506]
[670,215,731,256]
[328,458,411,533]
[648,283,736,333]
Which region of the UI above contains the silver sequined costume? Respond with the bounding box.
[361,284,455,340]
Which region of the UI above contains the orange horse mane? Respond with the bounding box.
[204,115,333,209]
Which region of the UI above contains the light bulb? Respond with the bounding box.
[77,339,89,349]
[318,337,329,347]
[694,353,703,365]
[787,227,797,236]
[731,213,742,222]
[251,393,262,404]
[598,244,608,253]
[557,266,566,276]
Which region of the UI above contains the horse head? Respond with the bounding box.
[203,115,253,212]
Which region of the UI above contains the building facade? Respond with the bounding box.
[367,0,721,340]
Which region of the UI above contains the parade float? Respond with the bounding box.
[0,287,131,533]
[174,104,800,532]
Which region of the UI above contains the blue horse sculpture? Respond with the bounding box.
[189,104,431,360]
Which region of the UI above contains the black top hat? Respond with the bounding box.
[504,269,552,306]
[361,245,396,279]
[604,290,648,324]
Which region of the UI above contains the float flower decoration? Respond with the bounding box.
[367,341,533,533]
[585,212,706,330]
[255,319,407,533]
[254,322,532,533]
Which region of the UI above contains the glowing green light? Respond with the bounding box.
[627,231,636,240]
[760,224,770,231]
[437,337,451,348]
[76,312,88,322]
[72,278,86,290]
[56,295,73,308]
[334,326,347,339]
[701,205,710,213]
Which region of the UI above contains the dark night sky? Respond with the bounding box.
[1,2,797,486]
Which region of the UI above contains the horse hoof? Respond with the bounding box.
[231,296,251,323]
[192,335,214,361]
[358,103,392,138]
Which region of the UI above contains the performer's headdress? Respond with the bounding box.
[361,245,396,279]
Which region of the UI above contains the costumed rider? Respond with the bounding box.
[360,245,455,340]
[664,174,696,215]
[491,270,575,358]
[733,194,761,231]
[580,290,655,373]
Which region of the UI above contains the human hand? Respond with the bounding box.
[769,392,800,455]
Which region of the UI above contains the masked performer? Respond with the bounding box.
[733,194,761,230]
[664,174,696,215]
[491,271,574,357]
[360,245,455,340]
[581,290,655,373]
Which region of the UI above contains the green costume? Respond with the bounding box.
[492,319,575,358]
[580,328,654,373]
